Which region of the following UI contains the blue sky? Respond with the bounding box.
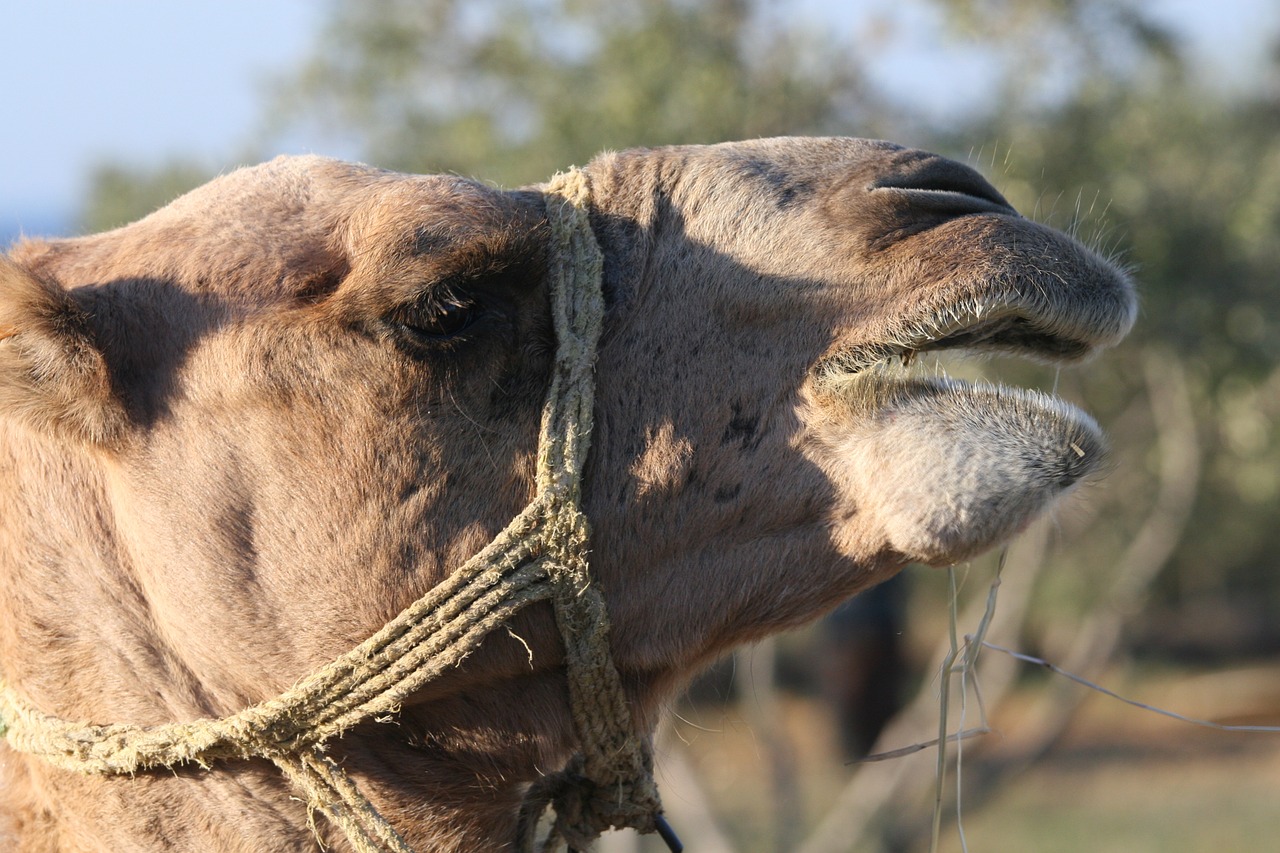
[3,1,324,238]
[3,0,1274,243]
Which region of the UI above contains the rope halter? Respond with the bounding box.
[0,168,672,852]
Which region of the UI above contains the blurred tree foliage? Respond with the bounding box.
[973,79,1280,625]
[262,0,889,185]
[78,0,1280,643]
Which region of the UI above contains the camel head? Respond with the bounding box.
[0,137,1133,851]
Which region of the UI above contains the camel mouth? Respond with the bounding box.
[812,296,1114,494]
[809,288,1130,565]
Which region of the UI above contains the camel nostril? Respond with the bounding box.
[870,155,1016,216]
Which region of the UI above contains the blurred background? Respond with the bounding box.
[5,1,1279,850]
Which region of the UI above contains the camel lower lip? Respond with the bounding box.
[822,371,1106,565]
[830,371,1105,469]
[832,367,1089,414]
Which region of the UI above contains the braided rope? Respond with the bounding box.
[0,168,663,852]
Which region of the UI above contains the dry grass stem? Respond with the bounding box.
[929,567,962,853]
[980,641,1280,735]
[855,727,991,764]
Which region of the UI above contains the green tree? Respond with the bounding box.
[266,0,883,186]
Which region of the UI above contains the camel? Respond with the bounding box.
[0,137,1135,852]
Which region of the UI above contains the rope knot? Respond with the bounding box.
[519,753,661,852]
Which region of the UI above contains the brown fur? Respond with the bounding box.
[0,138,1134,851]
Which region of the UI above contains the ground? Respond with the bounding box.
[654,657,1280,853]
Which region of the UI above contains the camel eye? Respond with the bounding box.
[400,300,477,340]
[389,289,481,343]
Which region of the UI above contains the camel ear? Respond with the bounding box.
[0,258,128,446]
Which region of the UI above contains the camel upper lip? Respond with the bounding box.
[818,314,1094,381]
[816,283,1136,382]
[901,300,1098,361]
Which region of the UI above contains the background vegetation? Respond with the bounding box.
[78,1,1280,849]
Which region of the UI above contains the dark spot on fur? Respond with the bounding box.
[732,158,815,210]
[776,182,813,209]
[292,257,350,304]
[722,402,760,449]
[397,455,434,503]
[714,484,742,504]
[219,503,258,568]
[414,225,453,255]
[398,479,421,504]
[398,542,419,573]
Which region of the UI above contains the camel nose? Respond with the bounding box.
[869,151,1017,218]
